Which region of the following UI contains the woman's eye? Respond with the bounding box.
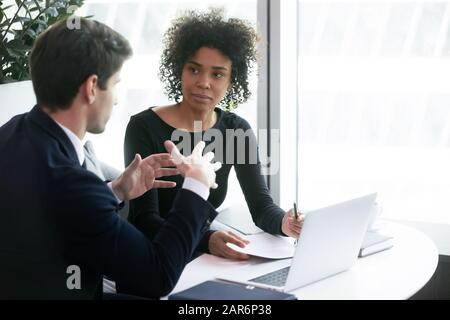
[214,73,223,79]
[191,67,199,74]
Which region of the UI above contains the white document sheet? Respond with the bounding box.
[227,233,296,259]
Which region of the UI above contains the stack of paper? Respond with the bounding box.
[359,230,394,257]
[226,233,295,259]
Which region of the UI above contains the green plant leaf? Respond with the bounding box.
[1,5,15,11]
[22,0,36,6]
[6,48,20,57]
[34,18,48,26]
[1,76,16,84]
[7,38,28,50]
[13,16,32,23]
[44,7,58,17]
[0,20,9,28]
[1,0,87,84]
[23,28,36,38]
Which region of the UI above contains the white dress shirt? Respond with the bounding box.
[55,122,85,166]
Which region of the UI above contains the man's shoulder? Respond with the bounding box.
[0,111,61,169]
[0,111,28,138]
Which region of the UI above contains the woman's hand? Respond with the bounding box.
[281,209,305,239]
[208,231,251,260]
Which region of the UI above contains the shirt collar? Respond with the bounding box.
[54,121,85,166]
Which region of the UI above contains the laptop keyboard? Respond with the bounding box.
[249,266,291,287]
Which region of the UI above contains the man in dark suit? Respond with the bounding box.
[0,17,220,299]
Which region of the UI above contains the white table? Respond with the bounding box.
[168,222,438,300]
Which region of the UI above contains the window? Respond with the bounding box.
[296,0,450,232]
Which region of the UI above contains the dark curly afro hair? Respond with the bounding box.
[159,8,258,110]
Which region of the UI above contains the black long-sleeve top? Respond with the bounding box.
[124,107,285,253]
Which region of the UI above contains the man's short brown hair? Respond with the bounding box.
[30,17,132,110]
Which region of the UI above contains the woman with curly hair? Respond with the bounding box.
[124,9,302,260]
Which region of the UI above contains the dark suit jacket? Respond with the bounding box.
[0,105,216,299]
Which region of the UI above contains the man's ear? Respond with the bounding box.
[83,74,98,105]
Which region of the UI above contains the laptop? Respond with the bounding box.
[217,193,377,292]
